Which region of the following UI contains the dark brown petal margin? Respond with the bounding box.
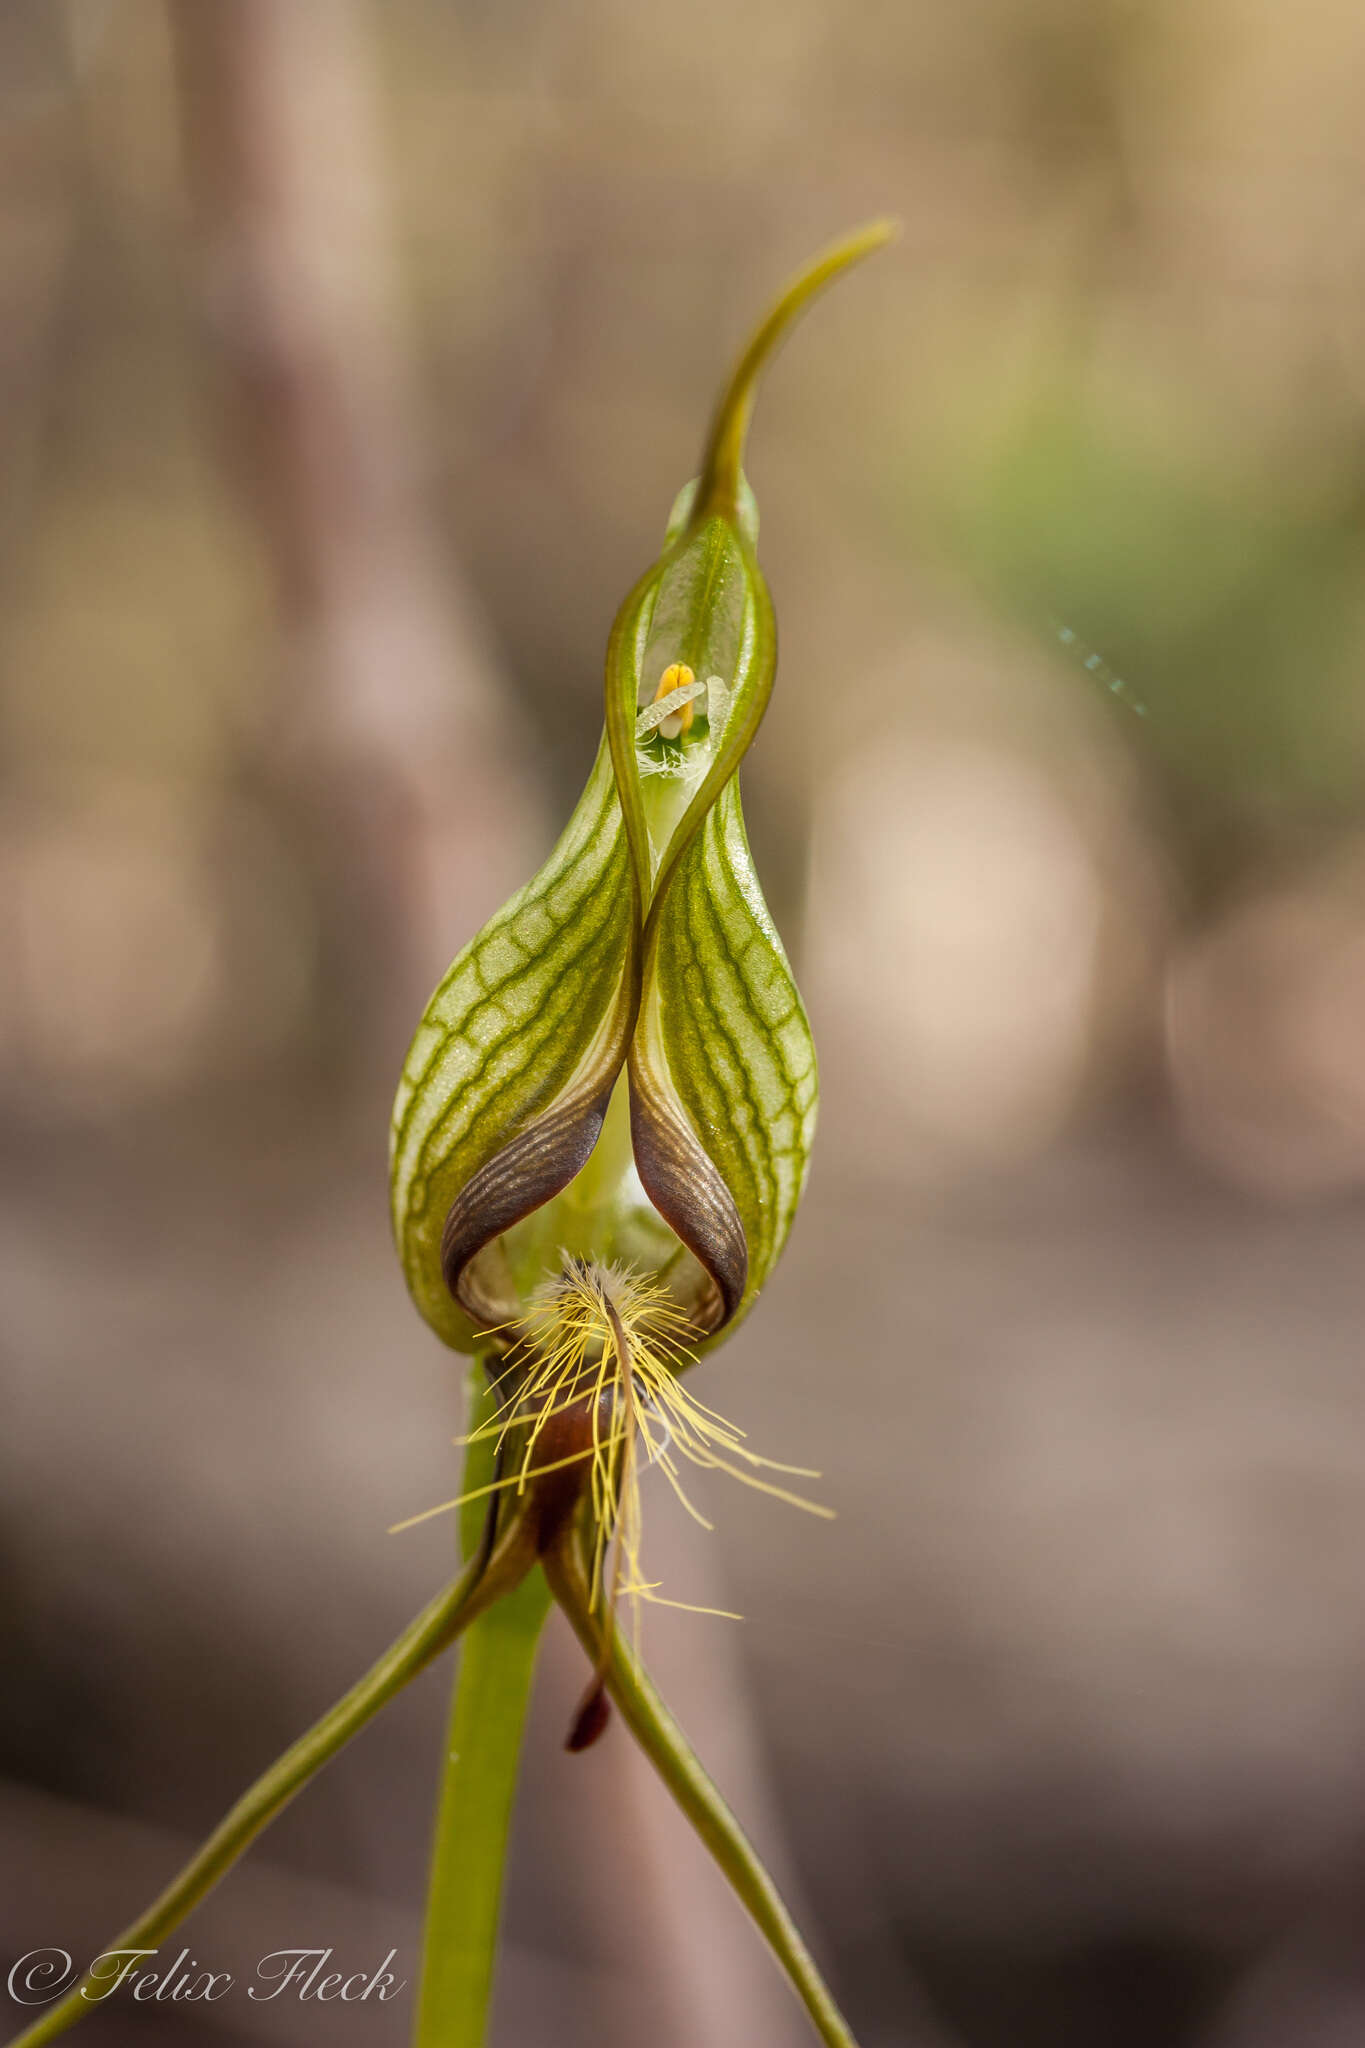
[628,1068,748,1335]
[440,1075,618,1328]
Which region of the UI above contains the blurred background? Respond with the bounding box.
[4,2,1365,2043]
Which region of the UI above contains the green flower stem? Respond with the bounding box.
[415,1368,552,2048]
[5,1518,539,2048]
[415,1569,550,2046]
[543,1541,861,2048]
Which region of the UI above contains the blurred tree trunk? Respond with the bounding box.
[166,0,543,1080]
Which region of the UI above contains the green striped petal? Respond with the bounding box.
[389,738,637,1350]
[639,776,818,1337]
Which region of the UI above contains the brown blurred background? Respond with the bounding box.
[5,2,1365,2043]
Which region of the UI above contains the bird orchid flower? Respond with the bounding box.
[6,222,894,2048]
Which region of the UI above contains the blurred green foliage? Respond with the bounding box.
[940,383,1365,884]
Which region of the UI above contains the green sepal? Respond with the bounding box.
[603,223,891,1336]
[612,513,782,1332]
